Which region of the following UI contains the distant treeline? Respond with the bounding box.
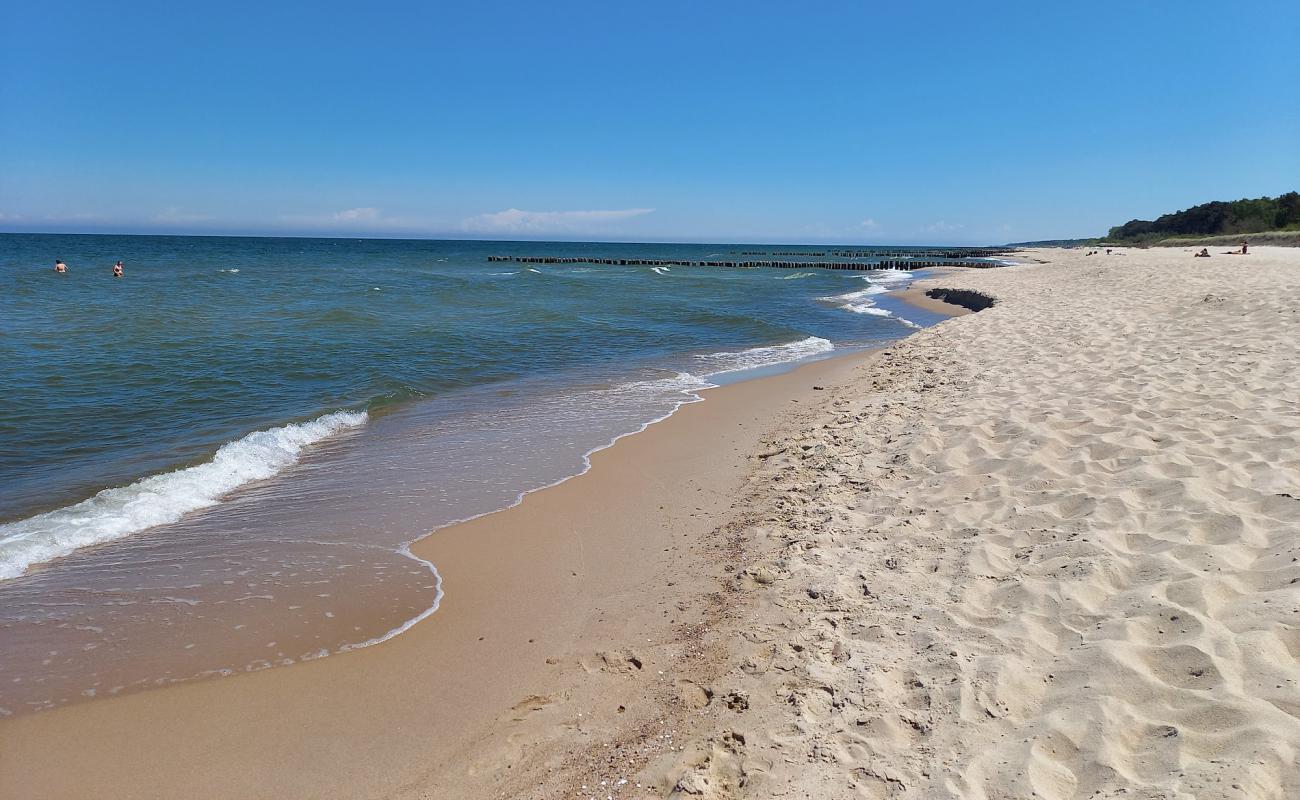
[1005,237,1096,248]
[1107,192,1300,243]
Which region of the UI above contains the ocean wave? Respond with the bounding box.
[820,285,889,313]
[826,285,890,302]
[841,301,921,328]
[822,280,921,328]
[0,411,367,581]
[693,336,834,375]
[777,272,815,280]
[862,269,913,285]
[651,266,671,274]
[614,370,715,397]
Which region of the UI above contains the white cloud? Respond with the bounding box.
[922,220,965,233]
[462,207,655,234]
[277,207,392,229]
[332,207,380,222]
[858,218,879,229]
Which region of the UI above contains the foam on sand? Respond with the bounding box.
[0,411,367,580]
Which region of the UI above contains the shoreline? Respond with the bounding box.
[891,284,974,317]
[12,246,1296,798]
[0,335,917,798]
[0,328,856,716]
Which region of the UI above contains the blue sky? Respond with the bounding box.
[2,1,1297,244]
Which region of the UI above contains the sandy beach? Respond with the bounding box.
[4,246,1299,799]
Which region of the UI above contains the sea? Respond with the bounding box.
[0,233,960,715]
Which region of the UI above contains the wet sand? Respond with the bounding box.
[892,284,974,317]
[0,342,887,799]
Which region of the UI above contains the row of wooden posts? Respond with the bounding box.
[733,248,1010,259]
[485,255,1001,271]
[830,248,1011,259]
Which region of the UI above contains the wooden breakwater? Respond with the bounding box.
[735,248,1011,258]
[741,251,828,256]
[830,248,1012,259]
[486,255,1003,271]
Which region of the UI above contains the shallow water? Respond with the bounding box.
[0,234,952,714]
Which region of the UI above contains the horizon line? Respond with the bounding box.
[0,228,1023,249]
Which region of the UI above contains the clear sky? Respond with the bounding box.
[2,1,1298,244]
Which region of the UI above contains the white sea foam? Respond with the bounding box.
[616,370,715,397]
[651,266,671,274]
[0,411,367,581]
[821,285,889,313]
[778,272,815,280]
[863,269,913,284]
[693,336,834,375]
[822,274,920,328]
[831,285,890,301]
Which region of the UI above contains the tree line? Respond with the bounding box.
[1107,192,1300,242]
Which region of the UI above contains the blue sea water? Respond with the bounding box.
[0,233,950,714]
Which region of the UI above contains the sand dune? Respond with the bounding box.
[654,247,1300,799]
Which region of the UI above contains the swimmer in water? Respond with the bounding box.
[54,259,67,273]
[112,261,124,278]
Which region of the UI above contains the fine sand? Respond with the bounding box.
[653,246,1300,800]
[3,246,1298,799]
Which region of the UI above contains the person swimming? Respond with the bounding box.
[112,261,124,278]
[54,259,67,273]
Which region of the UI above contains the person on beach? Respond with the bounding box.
[112,261,124,278]
[54,259,67,273]
[1240,241,1249,255]
[1194,248,1210,258]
